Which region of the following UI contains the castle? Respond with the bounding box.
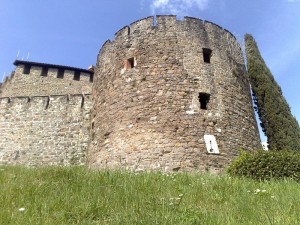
[0,16,261,172]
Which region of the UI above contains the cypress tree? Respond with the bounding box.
[245,34,300,151]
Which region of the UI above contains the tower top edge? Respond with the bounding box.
[110,15,238,44]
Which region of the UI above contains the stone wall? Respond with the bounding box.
[0,15,261,172]
[0,62,93,97]
[0,94,91,166]
[90,15,261,172]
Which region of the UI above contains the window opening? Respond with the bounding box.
[57,69,64,78]
[198,92,210,110]
[126,57,135,69]
[41,67,48,76]
[90,73,94,82]
[23,65,31,74]
[74,71,80,81]
[128,58,135,68]
[202,48,212,63]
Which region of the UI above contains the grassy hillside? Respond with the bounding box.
[1,166,300,224]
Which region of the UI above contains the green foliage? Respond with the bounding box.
[1,166,300,224]
[227,150,300,181]
[245,34,300,151]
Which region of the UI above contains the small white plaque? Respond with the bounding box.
[204,135,219,154]
[261,142,268,150]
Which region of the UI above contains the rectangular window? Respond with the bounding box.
[128,58,135,68]
[41,67,48,76]
[23,65,31,74]
[57,69,64,78]
[125,57,135,70]
[74,71,80,81]
[199,92,210,110]
[90,73,94,82]
[202,48,212,63]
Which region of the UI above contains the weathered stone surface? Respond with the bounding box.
[90,15,261,172]
[0,94,91,166]
[0,16,261,172]
[0,62,92,97]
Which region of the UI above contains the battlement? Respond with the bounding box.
[14,60,94,83]
[0,71,15,92]
[0,94,91,109]
[0,61,93,97]
[106,15,240,50]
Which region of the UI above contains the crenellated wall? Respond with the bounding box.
[90,15,261,172]
[0,61,93,97]
[0,94,91,166]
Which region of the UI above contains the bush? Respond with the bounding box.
[227,150,300,181]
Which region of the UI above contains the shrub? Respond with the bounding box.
[227,150,300,181]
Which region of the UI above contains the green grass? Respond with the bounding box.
[1,166,300,224]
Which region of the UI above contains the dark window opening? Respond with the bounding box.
[90,73,94,82]
[127,57,135,69]
[41,67,48,76]
[23,65,31,74]
[74,71,80,81]
[57,69,64,78]
[198,92,210,110]
[202,48,212,63]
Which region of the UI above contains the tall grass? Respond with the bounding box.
[1,166,300,224]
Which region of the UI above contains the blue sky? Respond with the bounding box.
[1,0,299,140]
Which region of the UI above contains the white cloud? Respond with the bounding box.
[150,0,209,16]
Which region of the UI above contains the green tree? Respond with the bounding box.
[245,34,300,151]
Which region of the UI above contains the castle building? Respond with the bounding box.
[0,16,261,172]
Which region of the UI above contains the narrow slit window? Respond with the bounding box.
[90,73,94,82]
[74,71,80,81]
[198,92,210,110]
[23,65,31,74]
[202,48,212,63]
[57,69,64,79]
[41,67,48,76]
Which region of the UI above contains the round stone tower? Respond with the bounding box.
[89,15,261,172]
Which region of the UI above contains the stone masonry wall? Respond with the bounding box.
[90,16,261,172]
[0,64,92,97]
[0,94,91,166]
